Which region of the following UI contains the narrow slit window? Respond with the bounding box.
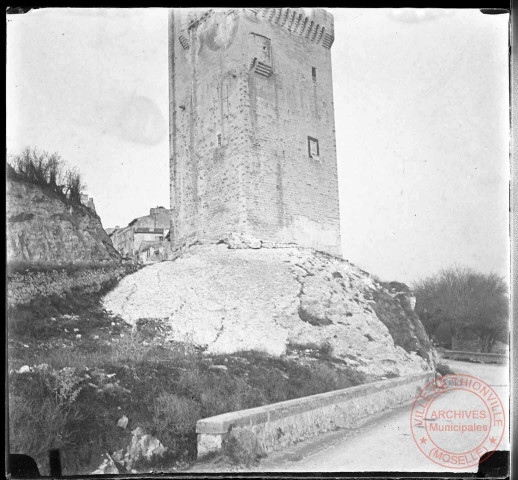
[217,134,222,146]
[308,136,319,159]
[312,67,317,81]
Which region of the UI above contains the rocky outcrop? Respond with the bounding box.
[103,244,435,378]
[372,281,435,365]
[7,177,120,265]
[91,427,167,475]
[113,427,167,471]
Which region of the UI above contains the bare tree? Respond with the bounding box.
[65,166,85,203]
[414,267,509,352]
[7,147,86,205]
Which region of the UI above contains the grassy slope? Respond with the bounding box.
[8,286,372,475]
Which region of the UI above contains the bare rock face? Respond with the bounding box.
[91,454,119,475]
[103,244,435,378]
[371,281,436,366]
[7,177,119,264]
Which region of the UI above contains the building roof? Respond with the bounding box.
[134,227,165,234]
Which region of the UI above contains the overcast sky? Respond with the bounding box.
[6,8,509,284]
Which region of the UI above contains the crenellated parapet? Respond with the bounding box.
[244,8,335,49]
[175,8,334,51]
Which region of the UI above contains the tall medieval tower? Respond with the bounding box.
[169,8,341,256]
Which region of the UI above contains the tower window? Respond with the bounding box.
[312,67,317,81]
[250,33,272,64]
[217,134,222,146]
[308,136,319,159]
[249,33,273,77]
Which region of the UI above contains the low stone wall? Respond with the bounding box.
[196,371,434,458]
[7,263,136,307]
[440,349,507,364]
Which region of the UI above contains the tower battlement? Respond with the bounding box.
[245,8,334,49]
[169,8,341,256]
[177,8,334,51]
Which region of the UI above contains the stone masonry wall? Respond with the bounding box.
[196,371,434,458]
[170,9,248,248]
[241,9,341,254]
[7,264,132,307]
[169,8,341,255]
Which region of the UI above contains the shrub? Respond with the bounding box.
[436,362,454,377]
[151,393,201,458]
[43,366,84,407]
[153,393,201,435]
[135,318,172,341]
[222,427,265,466]
[108,333,152,364]
[9,393,84,475]
[318,341,333,357]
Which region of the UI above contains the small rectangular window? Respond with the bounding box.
[217,134,222,146]
[312,67,317,81]
[250,33,272,64]
[249,33,273,77]
[308,136,319,159]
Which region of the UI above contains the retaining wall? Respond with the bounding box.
[196,371,434,458]
[7,263,136,307]
[440,349,508,364]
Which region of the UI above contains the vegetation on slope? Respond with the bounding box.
[8,287,372,475]
[7,147,86,206]
[7,148,121,265]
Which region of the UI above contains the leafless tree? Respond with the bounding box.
[414,266,509,352]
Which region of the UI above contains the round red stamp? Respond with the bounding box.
[410,374,505,469]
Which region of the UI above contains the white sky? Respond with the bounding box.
[6,8,510,284]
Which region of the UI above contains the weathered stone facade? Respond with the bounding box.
[169,8,341,256]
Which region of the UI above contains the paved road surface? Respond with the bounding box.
[258,360,509,473]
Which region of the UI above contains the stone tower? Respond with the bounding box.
[169,8,341,256]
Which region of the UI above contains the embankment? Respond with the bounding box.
[7,263,137,307]
[196,371,434,458]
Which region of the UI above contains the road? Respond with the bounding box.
[257,360,509,473]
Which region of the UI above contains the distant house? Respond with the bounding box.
[109,207,171,262]
[137,240,168,264]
